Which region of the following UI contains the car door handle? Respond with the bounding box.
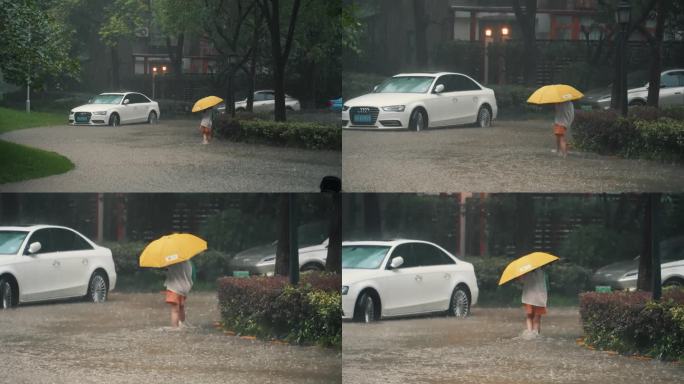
[452,98,458,102]
[444,273,451,280]
[675,92,682,95]
[415,275,423,282]
[52,260,61,267]
[82,258,88,265]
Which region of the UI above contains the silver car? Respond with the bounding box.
[591,237,684,290]
[581,69,684,110]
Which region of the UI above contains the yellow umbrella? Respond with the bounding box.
[498,252,559,285]
[527,84,583,104]
[139,233,207,268]
[192,96,223,112]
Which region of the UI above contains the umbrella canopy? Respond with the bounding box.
[192,96,223,112]
[498,252,559,285]
[527,84,583,104]
[139,233,207,268]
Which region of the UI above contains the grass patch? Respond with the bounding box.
[0,107,65,133]
[0,140,74,184]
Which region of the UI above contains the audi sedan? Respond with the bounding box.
[580,69,684,110]
[69,92,160,126]
[218,90,301,114]
[342,72,497,131]
[0,225,117,309]
[342,239,479,323]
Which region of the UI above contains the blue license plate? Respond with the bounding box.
[76,116,89,122]
[353,114,372,124]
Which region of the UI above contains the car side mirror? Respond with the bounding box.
[373,85,379,92]
[88,98,93,103]
[123,99,130,105]
[28,242,41,254]
[390,256,404,269]
[434,84,445,94]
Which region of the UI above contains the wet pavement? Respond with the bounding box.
[342,120,684,192]
[0,292,341,384]
[0,119,340,192]
[342,307,683,384]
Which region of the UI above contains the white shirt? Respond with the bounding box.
[165,261,193,296]
[521,269,548,307]
[200,109,213,128]
[554,101,574,128]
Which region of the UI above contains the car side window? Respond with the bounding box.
[389,243,415,269]
[264,92,275,101]
[661,73,679,88]
[129,94,146,104]
[136,93,151,103]
[254,92,266,101]
[52,228,93,251]
[25,229,54,254]
[454,75,481,91]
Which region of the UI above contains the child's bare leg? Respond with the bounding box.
[560,136,568,156]
[526,314,534,332]
[170,303,180,327]
[179,304,186,322]
[533,314,542,333]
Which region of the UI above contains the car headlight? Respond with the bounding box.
[257,255,276,265]
[382,105,405,112]
[93,111,107,115]
[619,272,638,281]
[342,105,349,112]
[69,110,74,115]
[342,286,349,295]
[598,95,611,101]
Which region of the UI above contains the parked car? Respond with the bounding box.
[579,69,684,110]
[0,225,117,309]
[341,72,497,131]
[69,92,160,126]
[342,239,479,323]
[591,236,684,291]
[227,221,328,275]
[217,90,301,114]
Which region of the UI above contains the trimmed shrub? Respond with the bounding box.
[215,116,341,150]
[217,273,341,347]
[489,85,544,117]
[579,289,684,360]
[634,118,684,162]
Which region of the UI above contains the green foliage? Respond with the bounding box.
[0,140,74,184]
[99,0,148,47]
[573,107,684,162]
[152,0,202,37]
[489,84,545,117]
[341,72,387,100]
[559,224,641,269]
[580,289,684,360]
[215,116,341,150]
[0,0,80,88]
[217,274,341,347]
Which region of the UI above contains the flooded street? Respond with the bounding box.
[342,307,683,384]
[0,292,341,384]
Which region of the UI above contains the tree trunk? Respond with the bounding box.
[412,0,428,68]
[111,45,120,90]
[166,33,185,100]
[363,194,382,239]
[637,195,653,291]
[647,0,665,107]
[512,0,537,86]
[275,195,290,276]
[326,192,341,273]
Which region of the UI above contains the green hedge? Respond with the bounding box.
[579,289,684,360]
[217,274,341,347]
[466,256,592,306]
[573,107,684,162]
[215,116,341,150]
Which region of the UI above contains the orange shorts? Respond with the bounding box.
[524,304,547,316]
[553,124,567,136]
[165,290,186,306]
[200,125,212,135]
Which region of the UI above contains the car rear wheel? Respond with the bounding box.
[109,113,120,127]
[300,263,324,272]
[355,292,377,323]
[148,111,158,124]
[448,286,470,317]
[0,278,16,309]
[409,108,428,132]
[87,272,108,303]
[629,100,646,107]
[663,278,683,288]
[476,106,492,128]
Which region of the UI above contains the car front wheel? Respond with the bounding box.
[109,113,120,127]
[87,272,108,303]
[448,286,470,317]
[476,106,492,128]
[148,111,158,124]
[355,292,377,323]
[409,108,428,132]
[0,278,16,309]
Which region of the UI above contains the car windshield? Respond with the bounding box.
[374,76,434,94]
[342,245,390,269]
[0,231,28,255]
[90,94,123,104]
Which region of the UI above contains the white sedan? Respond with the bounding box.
[218,90,301,114]
[0,225,117,309]
[69,92,160,126]
[342,239,479,323]
[342,72,497,131]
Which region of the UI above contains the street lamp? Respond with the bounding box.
[483,28,494,84]
[151,65,167,100]
[616,0,631,116]
[501,27,509,37]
